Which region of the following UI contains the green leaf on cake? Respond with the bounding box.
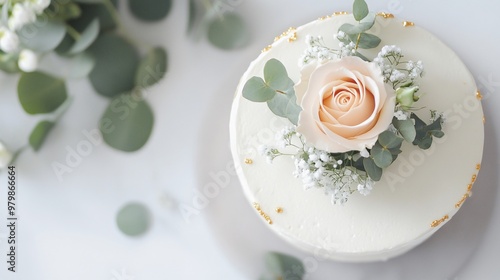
[19,20,66,52]
[411,113,444,149]
[260,252,305,280]
[267,88,301,125]
[363,157,382,181]
[128,0,172,22]
[264,59,294,90]
[29,121,56,151]
[67,19,100,54]
[242,77,276,102]
[353,0,369,21]
[18,72,68,115]
[339,13,375,35]
[392,118,416,142]
[100,93,154,152]
[348,32,381,49]
[135,47,168,88]
[371,143,393,169]
[378,130,404,149]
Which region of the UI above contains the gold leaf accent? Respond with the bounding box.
[471,174,477,183]
[244,158,253,164]
[275,207,284,214]
[253,203,273,224]
[333,11,348,16]
[476,164,481,170]
[483,115,486,124]
[455,194,469,208]
[467,184,473,192]
[377,12,394,18]
[431,215,449,228]
[318,15,331,21]
[402,21,415,27]
[274,27,297,43]
[476,90,483,100]
[261,45,272,53]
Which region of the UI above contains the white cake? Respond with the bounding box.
[230,13,484,262]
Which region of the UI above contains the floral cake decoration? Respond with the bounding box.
[241,0,444,204]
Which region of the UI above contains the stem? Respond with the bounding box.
[102,0,147,49]
[276,90,286,94]
[354,33,361,50]
[65,25,81,41]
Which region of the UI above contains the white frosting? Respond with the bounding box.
[230,15,484,262]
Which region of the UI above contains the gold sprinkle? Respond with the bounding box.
[261,45,272,53]
[455,194,469,208]
[402,21,414,27]
[471,174,477,183]
[476,163,481,170]
[274,27,297,43]
[476,90,483,100]
[253,203,273,225]
[244,158,253,164]
[377,12,394,18]
[431,215,449,228]
[483,115,486,124]
[275,207,283,214]
[318,15,331,21]
[333,11,348,16]
[467,184,473,192]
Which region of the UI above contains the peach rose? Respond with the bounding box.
[295,56,395,153]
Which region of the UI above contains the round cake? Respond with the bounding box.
[230,12,484,262]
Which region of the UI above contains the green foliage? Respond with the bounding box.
[19,20,67,52]
[242,59,301,124]
[207,12,249,50]
[68,19,100,54]
[0,53,20,74]
[128,0,172,22]
[29,121,56,151]
[18,72,68,115]
[260,252,305,280]
[116,202,151,236]
[363,157,382,181]
[88,33,140,97]
[392,118,416,142]
[100,94,154,152]
[353,0,369,21]
[135,47,168,88]
[69,0,119,32]
[351,32,381,49]
[411,113,444,149]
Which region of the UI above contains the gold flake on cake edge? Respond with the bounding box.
[262,27,298,53]
[402,21,414,27]
[377,12,395,19]
[244,158,253,165]
[454,163,481,209]
[333,11,349,16]
[276,207,284,214]
[254,203,273,224]
[476,90,483,100]
[431,215,449,228]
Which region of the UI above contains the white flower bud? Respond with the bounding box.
[0,27,19,53]
[8,3,36,31]
[18,49,38,72]
[32,0,51,14]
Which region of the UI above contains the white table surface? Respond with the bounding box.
[1,0,499,279]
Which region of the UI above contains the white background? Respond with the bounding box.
[1,0,499,279]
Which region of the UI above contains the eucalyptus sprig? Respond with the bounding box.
[0,0,171,157]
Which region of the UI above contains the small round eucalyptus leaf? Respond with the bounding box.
[116,202,151,236]
[207,13,250,50]
[100,94,154,152]
[68,19,100,54]
[18,71,68,114]
[18,20,66,52]
[88,33,140,97]
[128,0,172,22]
[29,121,55,151]
[135,47,168,88]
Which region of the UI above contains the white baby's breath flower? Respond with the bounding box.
[18,49,38,72]
[9,3,37,31]
[32,0,51,14]
[359,148,369,158]
[0,27,19,53]
[394,110,408,120]
[0,141,13,170]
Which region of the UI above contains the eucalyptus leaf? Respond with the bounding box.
[353,0,369,21]
[88,33,140,97]
[38,52,95,79]
[100,94,154,152]
[18,20,66,52]
[29,121,55,151]
[378,130,404,149]
[116,202,151,236]
[267,90,301,125]
[262,252,305,280]
[242,77,276,102]
[363,157,382,181]
[348,32,381,49]
[128,0,172,22]
[55,33,75,54]
[392,118,416,142]
[339,18,374,35]
[69,0,118,32]
[411,114,444,149]
[207,12,250,50]
[18,72,67,114]
[135,47,168,88]
[0,53,20,73]
[371,144,393,168]
[68,19,100,54]
[264,59,293,90]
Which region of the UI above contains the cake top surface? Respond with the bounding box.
[230,13,484,257]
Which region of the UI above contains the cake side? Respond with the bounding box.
[230,14,484,262]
